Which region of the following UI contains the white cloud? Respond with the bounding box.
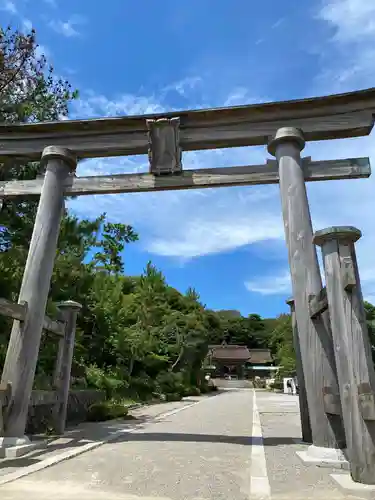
[68,79,375,306]
[68,86,286,260]
[22,18,32,32]
[223,88,268,107]
[147,212,284,259]
[245,271,291,296]
[71,91,166,119]
[66,1,375,296]
[302,0,375,303]
[163,77,202,99]
[48,15,86,37]
[1,0,17,14]
[318,0,375,42]
[271,17,285,30]
[316,0,375,91]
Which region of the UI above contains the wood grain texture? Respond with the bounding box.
[43,315,65,337]
[322,387,342,415]
[0,86,374,159]
[314,226,375,484]
[0,298,27,321]
[358,393,375,420]
[342,256,357,291]
[286,298,313,443]
[0,157,370,198]
[309,287,328,319]
[1,150,76,438]
[53,301,81,434]
[0,383,11,435]
[147,117,182,175]
[270,128,346,450]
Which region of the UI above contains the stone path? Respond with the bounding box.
[0,389,367,499]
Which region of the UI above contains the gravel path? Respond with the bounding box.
[0,389,361,499]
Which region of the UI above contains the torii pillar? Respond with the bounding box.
[268,128,346,465]
[1,147,76,448]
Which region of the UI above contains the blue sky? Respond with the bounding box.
[2,0,375,318]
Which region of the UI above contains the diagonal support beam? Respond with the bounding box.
[0,157,370,199]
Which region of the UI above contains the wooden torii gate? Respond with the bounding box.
[1,87,375,484]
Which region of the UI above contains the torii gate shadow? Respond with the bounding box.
[110,432,303,447]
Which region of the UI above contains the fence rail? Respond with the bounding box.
[0,297,65,337]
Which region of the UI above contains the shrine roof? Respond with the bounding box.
[208,344,273,363]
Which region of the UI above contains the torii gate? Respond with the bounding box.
[1,87,375,485]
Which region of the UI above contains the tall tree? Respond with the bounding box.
[0,26,79,245]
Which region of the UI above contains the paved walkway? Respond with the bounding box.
[0,390,363,499]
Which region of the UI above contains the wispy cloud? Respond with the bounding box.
[48,15,86,37]
[71,90,166,119]
[68,75,375,303]
[245,270,291,296]
[307,0,375,300]
[22,18,32,32]
[223,88,267,107]
[271,17,285,29]
[68,84,283,260]
[61,3,375,301]
[315,0,375,91]
[1,0,17,14]
[147,211,284,259]
[163,77,202,99]
[318,0,375,42]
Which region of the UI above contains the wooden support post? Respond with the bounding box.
[53,300,82,435]
[286,297,312,443]
[268,128,346,458]
[1,146,77,438]
[314,226,375,484]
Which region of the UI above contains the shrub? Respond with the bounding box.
[128,374,156,400]
[156,371,186,397]
[85,365,127,399]
[165,392,182,402]
[183,386,201,397]
[87,400,129,422]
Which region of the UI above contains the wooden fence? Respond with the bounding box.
[0,297,81,435]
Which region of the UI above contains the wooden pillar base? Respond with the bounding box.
[0,436,45,458]
[331,474,375,500]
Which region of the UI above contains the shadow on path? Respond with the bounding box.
[111,431,304,447]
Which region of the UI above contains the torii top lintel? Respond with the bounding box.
[0,87,374,161]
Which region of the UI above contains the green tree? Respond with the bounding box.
[93,220,138,274]
[0,26,79,257]
[268,313,295,378]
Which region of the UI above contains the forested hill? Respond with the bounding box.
[1,26,375,403]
